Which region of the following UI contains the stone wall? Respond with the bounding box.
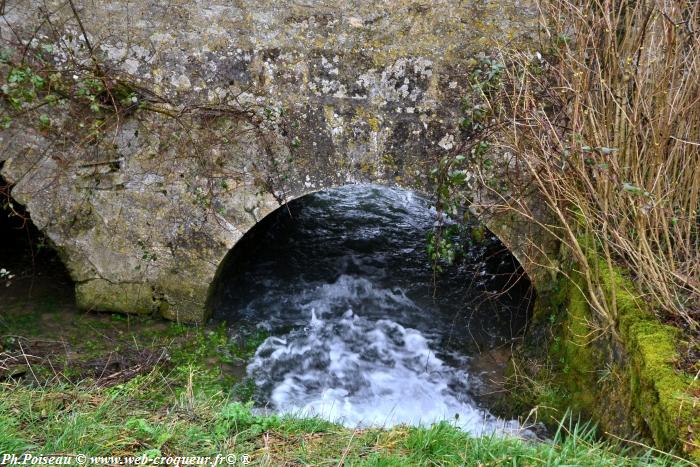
[1,0,539,322]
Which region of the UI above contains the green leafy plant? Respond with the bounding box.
[125,418,173,454]
[428,56,504,270]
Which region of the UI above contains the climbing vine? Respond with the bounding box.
[427,56,505,272]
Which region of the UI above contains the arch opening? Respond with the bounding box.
[208,184,534,432]
[0,177,74,313]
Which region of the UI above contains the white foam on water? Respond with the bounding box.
[246,275,522,435]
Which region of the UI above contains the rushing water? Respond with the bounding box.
[212,185,532,434]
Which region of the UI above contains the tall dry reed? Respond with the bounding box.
[487,0,699,329]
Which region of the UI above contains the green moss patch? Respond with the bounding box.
[523,249,699,460]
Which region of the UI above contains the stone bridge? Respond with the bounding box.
[5,4,697,456]
[0,0,545,323]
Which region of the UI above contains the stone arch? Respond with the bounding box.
[0,0,542,324]
[203,182,543,324]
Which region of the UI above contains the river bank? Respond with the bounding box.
[0,234,687,465]
[0,299,685,465]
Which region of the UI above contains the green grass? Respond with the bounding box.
[0,306,691,465]
[0,368,689,465]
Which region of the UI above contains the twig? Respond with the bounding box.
[66,0,103,77]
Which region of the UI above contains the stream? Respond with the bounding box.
[211,184,532,434]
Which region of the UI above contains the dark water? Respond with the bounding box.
[211,185,532,433]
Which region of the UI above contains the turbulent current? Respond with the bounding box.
[212,185,531,434]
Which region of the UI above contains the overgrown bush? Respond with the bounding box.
[480,0,699,330]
